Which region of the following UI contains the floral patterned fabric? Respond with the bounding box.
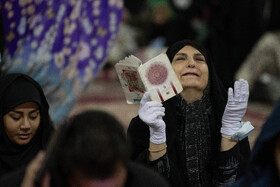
[0,0,123,124]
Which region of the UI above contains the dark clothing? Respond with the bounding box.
[0,73,54,185]
[205,0,266,88]
[0,168,25,187]
[128,40,251,187]
[232,100,280,187]
[128,97,250,187]
[125,162,170,187]
[0,162,170,187]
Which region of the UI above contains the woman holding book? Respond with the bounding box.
[127,39,253,186]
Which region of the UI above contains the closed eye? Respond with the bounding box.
[12,116,21,121]
[195,58,205,62]
[194,53,205,62]
[174,57,185,61]
[29,111,40,120]
[173,53,187,62]
[9,113,21,121]
[29,116,39,120]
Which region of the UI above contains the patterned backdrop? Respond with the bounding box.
[0,0,123,124]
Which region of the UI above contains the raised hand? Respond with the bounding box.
[139,92,166,144]
[221,79,249,136]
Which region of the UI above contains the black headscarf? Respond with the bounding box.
[0,73,54,177]
[166,39,228,133]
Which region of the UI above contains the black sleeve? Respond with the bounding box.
[213,137,251,186]
[148,153,171,180]
[213,143,240,186]
[0,167,25,187]
[237,137,251,178]
[127,116,150,161]
[127,116,173,185]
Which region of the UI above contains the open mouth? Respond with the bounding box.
[182,72,199,77]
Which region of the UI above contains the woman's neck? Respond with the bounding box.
[180,88,203,104]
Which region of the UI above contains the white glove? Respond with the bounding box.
[139,92,166,144]
[221,79,249,136]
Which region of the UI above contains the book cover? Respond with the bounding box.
[115,53,183,104]
[138,53,183,102]
[115,55,145,104]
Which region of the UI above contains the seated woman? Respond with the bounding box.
[127,39,254,186]
[0,73,54,186]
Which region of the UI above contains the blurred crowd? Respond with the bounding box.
[0,0,280,186]
[107,0,280,104]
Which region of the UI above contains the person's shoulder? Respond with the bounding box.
[126,162,170,187]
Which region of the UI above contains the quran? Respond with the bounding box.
[115,53,183,104]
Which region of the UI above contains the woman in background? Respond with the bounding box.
[0,73,54,186]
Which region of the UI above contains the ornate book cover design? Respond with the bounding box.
[115,53,183,104]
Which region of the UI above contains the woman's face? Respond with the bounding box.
[171,45,209,92]
[3,102,40,145]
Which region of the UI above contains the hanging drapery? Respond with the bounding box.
[0,0,123,124]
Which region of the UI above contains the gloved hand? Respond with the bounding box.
[139,92,166,144]
[221,79,249,136]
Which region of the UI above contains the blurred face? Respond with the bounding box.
[171,45,209,92]
[152,4,170,25]
[3,102,40,145]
